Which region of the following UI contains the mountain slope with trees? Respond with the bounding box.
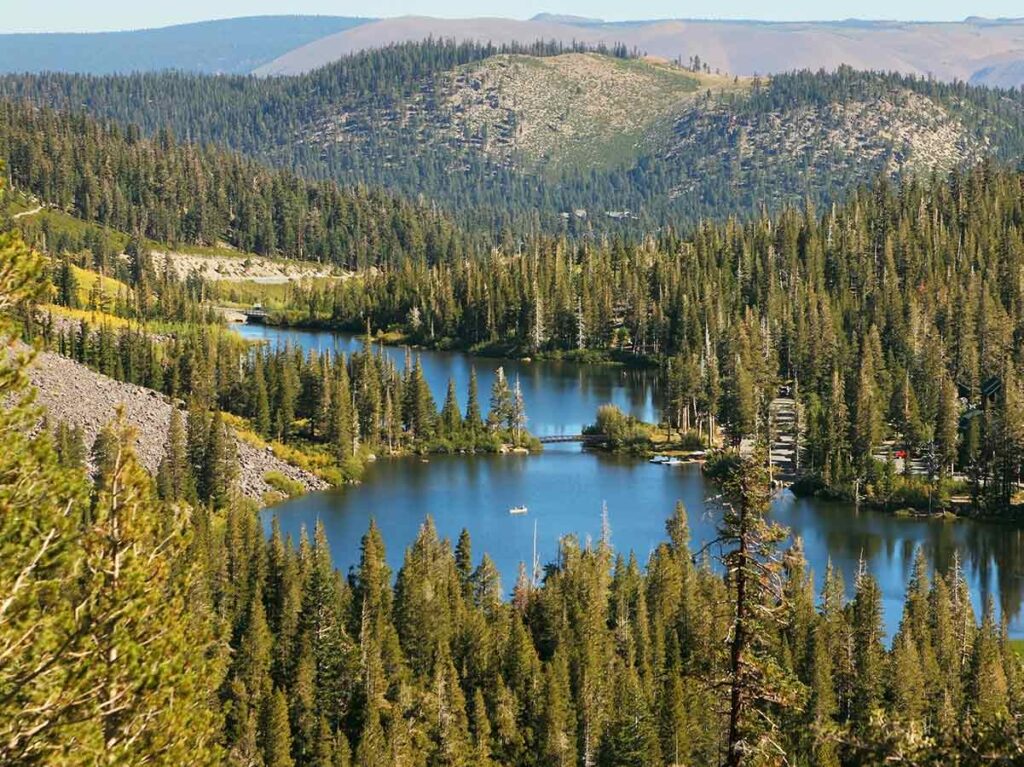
[4,205,1024,761]
[5,42,1024,231]
[0,100,478,266]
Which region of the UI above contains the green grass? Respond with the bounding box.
[210,276,345,310]
[24,208,130,250]
[70,265,130,305]
[41,303,233,339]
[3,189,36,216]
[263,471,306,499]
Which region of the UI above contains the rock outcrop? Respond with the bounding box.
[24,350,328,501]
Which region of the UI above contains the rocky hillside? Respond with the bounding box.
[5,42,1024,230]
[295,52,1019,220]
[301,53,709,173]
[27,350,327,501]
[662,88,993,206]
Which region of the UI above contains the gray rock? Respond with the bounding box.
[24,350,328,501]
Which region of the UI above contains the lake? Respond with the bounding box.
[238,323,1024,639]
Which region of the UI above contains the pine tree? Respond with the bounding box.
[470,687,495,767]
[56,255,79,308]
[718,449,797,766]
[157,406,196,502]
[263,687,295,767]
[455,528,473,596]
[53,420,87,470]
[487,367,512,432]
[968,599,1009,726]
[850,563,885,727]
[410,356,436,441]
[76,416,223,763]
[852,351,883,471]
[509,375,527,445]
[889,630,926,725]
[301,521,358,732]
[935,375,960,477]
[277,353,299,442]
[354,703,389,767]
[0,214,92,764]
[721,355,756,445]
[330,359,355,464]
[808,623,840,767]
[200,409,238,507]
[186,398,210,486]
[440,376,462,439]
[465,367,484,438]
[253,351,273,438]
[430,648,472,767]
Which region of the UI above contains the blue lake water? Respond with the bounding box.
[239,323,1024,639]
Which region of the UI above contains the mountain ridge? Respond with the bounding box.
[5,42,1022,233]
[254,14,1024,88]
[0,16,371,75]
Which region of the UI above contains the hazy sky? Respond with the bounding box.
[3,1,1024,33]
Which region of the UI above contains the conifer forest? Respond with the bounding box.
[3,10,1024,767]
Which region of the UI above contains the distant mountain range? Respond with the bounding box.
[0,16,369,75]
[4,14,1024,89]
[255,15,1024,88]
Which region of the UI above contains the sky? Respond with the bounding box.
[2,1,1024,33]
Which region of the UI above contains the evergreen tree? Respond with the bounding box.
[718,449,799,766]
[440,376,462,439]
[200,409,238,507]
[0,213,92,764]
[264,687,296,767]
[56,255,79,308]
[157,406,196,502]
[77,416,223,763]
[850,563,886,727]
[252,351,273,438]
[465,367,484,437]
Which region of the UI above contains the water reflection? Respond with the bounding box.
[235,324,662,436]
[243,324,1024,639]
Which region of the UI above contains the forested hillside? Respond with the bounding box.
[5,41,1024,230]
[0,101,477,267]
[3,22,1024,763]
[291,162,1024,515]
[5,215,1024,763]
[5,76,1024,515]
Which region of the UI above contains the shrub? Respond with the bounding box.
[263,471,305,498]
[587,403,652,449]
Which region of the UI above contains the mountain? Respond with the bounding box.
[8,13,1024,89]
[3,42,1024,233]
[254,14,1024,89]
[0,16,370,75]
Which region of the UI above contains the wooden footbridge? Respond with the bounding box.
[538,433,605,444]
[243,305,269,323]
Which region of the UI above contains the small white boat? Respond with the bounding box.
[664,457,686,466]
[508,505,528,515]
[649,455,669,464]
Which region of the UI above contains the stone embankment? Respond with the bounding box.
[25,350,328,501]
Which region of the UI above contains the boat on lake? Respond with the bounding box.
[664,457,686,466]
[649,455,669,464]
[508,505,528,515]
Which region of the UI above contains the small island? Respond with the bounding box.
[583,403,709,460]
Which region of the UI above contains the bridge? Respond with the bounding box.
[243,306,270,324]
[538,434,605,444]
